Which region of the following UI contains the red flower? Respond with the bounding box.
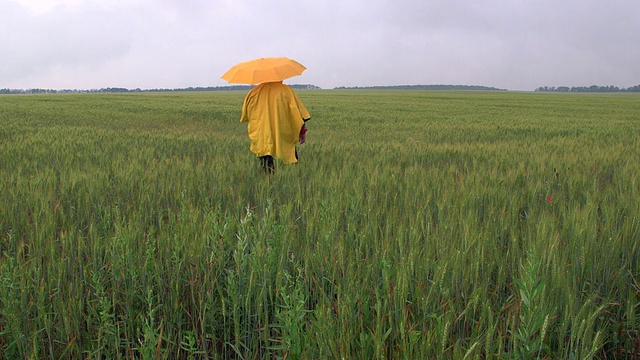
[547,196,552,204]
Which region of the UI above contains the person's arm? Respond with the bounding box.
[289,87,310,142]
[299,123,307,144]
[240,95,251,122]
[241,87,258,122]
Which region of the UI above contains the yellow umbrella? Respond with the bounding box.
[221,57,306,85]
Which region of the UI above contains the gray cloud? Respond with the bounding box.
[1,1,137,87]
[2,0,639,90]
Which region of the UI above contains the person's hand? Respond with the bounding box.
[299,125,307,144]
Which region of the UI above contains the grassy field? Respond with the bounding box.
[0,90,639,359]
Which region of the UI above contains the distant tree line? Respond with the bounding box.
[334,84,506,91]
[535,85,640,92]
[0,84,320,95]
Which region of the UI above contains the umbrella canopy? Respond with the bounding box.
[221,57,306,85]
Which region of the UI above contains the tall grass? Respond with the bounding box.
[1,90,639,358]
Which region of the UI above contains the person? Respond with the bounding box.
[240,81,311,173]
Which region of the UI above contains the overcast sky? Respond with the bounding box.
[2,0,639,91]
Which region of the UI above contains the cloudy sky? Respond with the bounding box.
[2,0,639,90]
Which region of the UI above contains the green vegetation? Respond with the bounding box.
[0,84,319,95]
[536,84,640,93]
[1,90,639,358]
[334,84,506,91]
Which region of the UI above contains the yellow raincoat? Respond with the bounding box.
[240,81,311,164]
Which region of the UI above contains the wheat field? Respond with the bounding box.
[1,90,639,358]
